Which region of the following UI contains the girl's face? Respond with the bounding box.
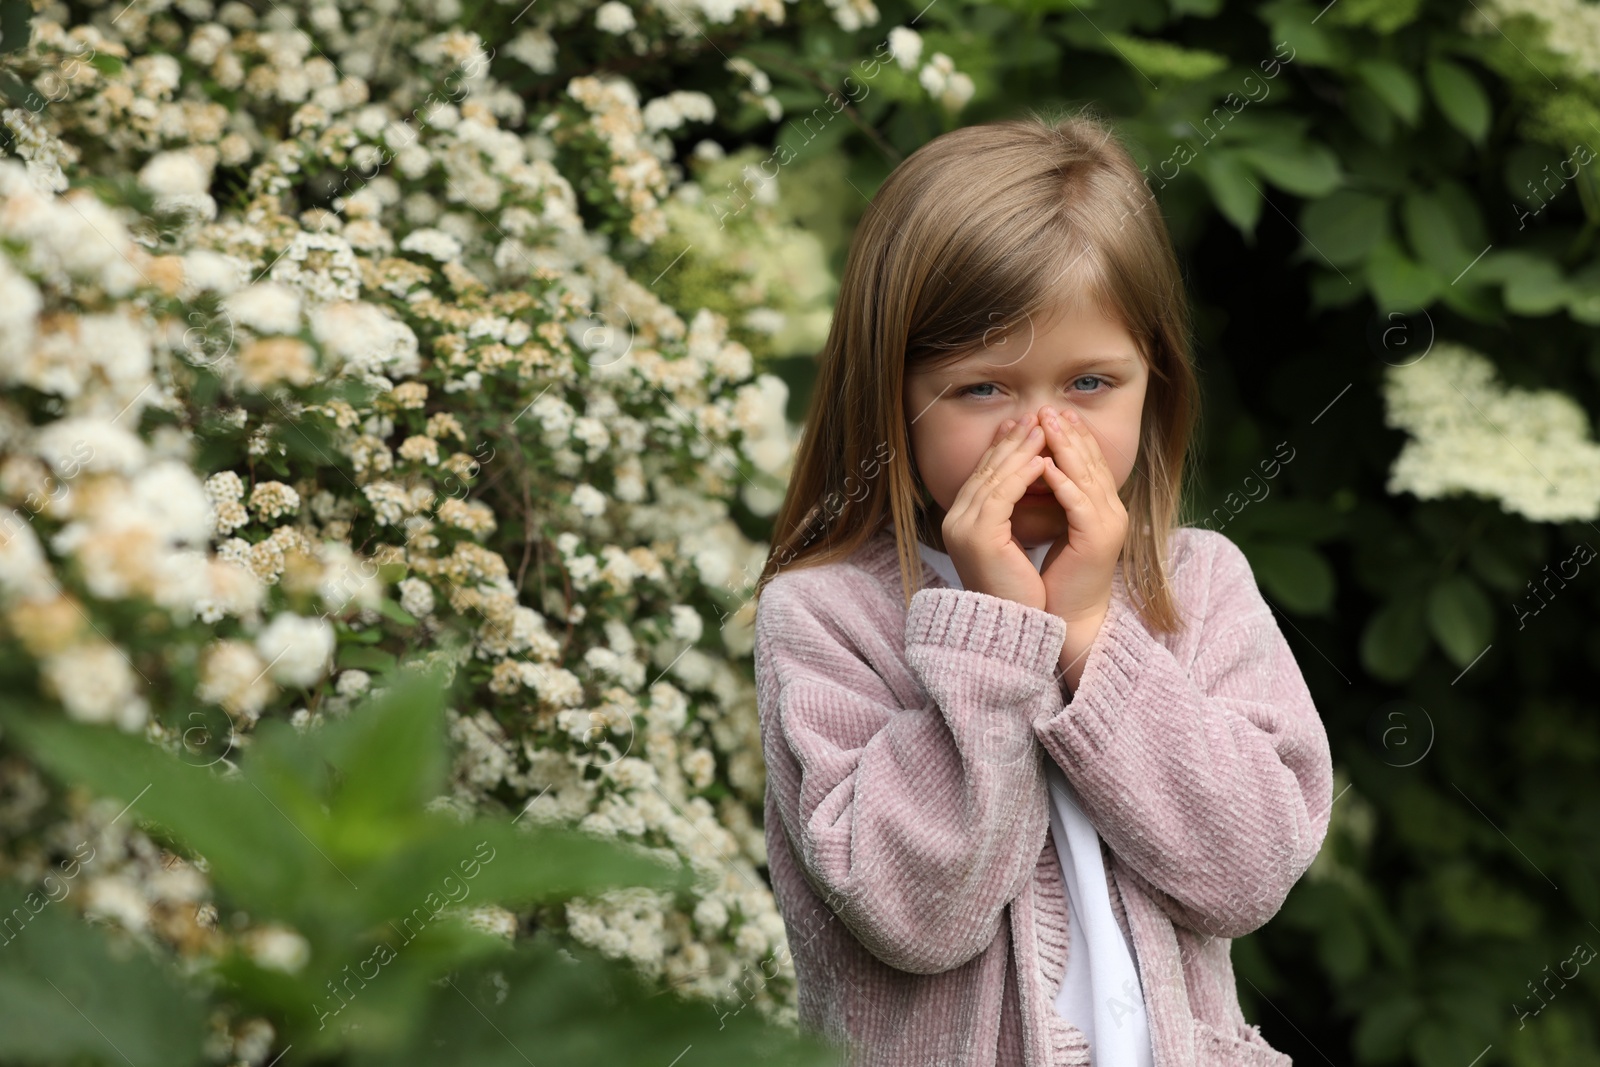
[903,295,1149,550]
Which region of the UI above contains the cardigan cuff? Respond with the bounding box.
[1034,591,1150,760]
[906,587,1066,675]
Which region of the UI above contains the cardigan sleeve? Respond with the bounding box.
[755,571,1068,975]
[1031,534,1334,940]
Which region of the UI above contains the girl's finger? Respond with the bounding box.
[1063,408,1117,483]
[1049,408,1111,498]
[1041,455,1087,505]
[950,414,1038,518]
[972,447,1047,529]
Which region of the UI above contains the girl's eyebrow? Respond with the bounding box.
[943,352,1140,374]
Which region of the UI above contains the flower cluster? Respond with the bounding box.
[1382,342,1600,522]
[0,0,842,1037]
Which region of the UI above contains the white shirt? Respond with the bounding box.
[916,537,1154,1067]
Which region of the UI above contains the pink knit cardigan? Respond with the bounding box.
[754,524,1333,1066]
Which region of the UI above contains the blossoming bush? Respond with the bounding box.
[0,0,973,1054]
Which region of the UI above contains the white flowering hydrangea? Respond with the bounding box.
[1382,342,1600,522]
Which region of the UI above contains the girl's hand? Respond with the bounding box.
[1036,405,1129,624]
[941,413,1051,611]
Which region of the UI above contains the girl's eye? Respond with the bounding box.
[954,376,1109,399]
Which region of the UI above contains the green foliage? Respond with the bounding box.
[0,668,834,1064]
[0,881,210,1065]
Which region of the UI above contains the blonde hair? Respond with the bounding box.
[755,104,1202,636]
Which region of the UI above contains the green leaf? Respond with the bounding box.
[359,821,695,921]
[1245,543,1335,614]
[1434,179,1490,253]
[1100,33,1229,81]
[1425,574,1494,668]
[2,675,690,942]
[1432,862,1540,937]
[338,645,399,672]
[1426,58,1490,145]
[1465,248,1545,285]
[1346,82,1395,144]
[0,884,209,1065]
[1355,59,1422,125]
[1503,258,1570,315]
[376,597,419,625]
[292,664,452,824]
[1315,900,1368,981]
[1367,238,1441,312]
[351,938,842,1067]
[1565,259,1600,323]
[1402,191,1474,279]
[1361,597,1430,681]
[0,0,31,55]
[1466,538,1526,594]
[2,708,322,920]
[1236,142,1343,197]
[1412,1017,1488,1067]
[1196,150,1262,235]
[1354,995,1425,1061]
[0,70,44,110]
[1301,190,1389,265]
[1256,0,1344,67]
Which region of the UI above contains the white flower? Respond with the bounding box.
[84,876,149,932]
[35,416,146,476]
[595,1,636,34]
[204,471,245,503]
[336,669,371,697]
[681,747,716,790]
[310,301,420,377]
[255,613,335,688]
[571,483,608,518]
[398,576,435,617]
[669,605,703,643]
[887,26,922,71]
[0,512,55,603]
[41,642,144,728]
[317,541,382,613]
[245,925,311,973]
[692,895,728,933]
[642,91,716,133]
[1383,342,1600,522]
[132,460,212,544]
[181,249,250,297]
[399,227,463,262]
[941,71,975,110]
[248,480,301,521]
[225,282,302,334]
[197,639,274,721]
[138,150,210,196]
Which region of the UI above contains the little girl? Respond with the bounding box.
[753,107,1334,1067]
